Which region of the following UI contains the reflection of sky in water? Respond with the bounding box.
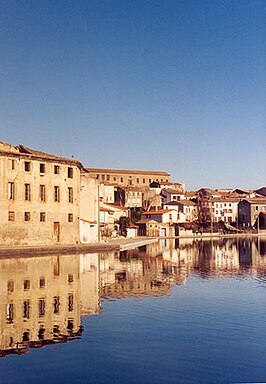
[0,237,266,384]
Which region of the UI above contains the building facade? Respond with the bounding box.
[0,141,82,245]
[86,168,171,188]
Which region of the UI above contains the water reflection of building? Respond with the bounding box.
[0,255,82,356]
[80,253,100,315]
[1,238,266,357]
[99,251,173,298]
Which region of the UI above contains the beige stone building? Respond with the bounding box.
[0,141,84,245]
[86,167,171,188]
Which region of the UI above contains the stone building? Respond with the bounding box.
[0,141,83,245]
[238,198,266,228]
[86,167,171,189]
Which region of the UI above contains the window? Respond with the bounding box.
[8,182,15,199]
[39,299,45,317]
[53,296,60,314]
[68,213,73,222]
[8,211,15,221]
[24,161,31,172]
[40,212,46,222]
[39,278,45,288]
[255,206,258,211]
[23,300,30,319]
[38,327,45,340]
[9,159,15,170]
[143,178,145,183]
[68,274,73,284]
[7,280,14,293]
[107,175,110,181]
[24,279,30,290]
[7,303,14,323]
[40,185,46,201]
[68,167,73,178]
[149,179,152,183]
[25,184,31,201]
[137,178,139,183]
[67,319,74,332]
[24,212,31,221]
[54,186,60,202]
[40,163,45,173]
[54,165,60,174]
[102,175,105,181]
[68,187,73,203]
[113,177,116,181]
[120,177,123,182]
[68,294,74,312]
[96,174,99,179]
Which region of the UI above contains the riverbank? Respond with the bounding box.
[0,237,157,258]
[0,232,265,258]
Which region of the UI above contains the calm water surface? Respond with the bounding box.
[0,238,266,383]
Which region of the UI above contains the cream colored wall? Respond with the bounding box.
[80,175,99,242]
[0,154,80,245]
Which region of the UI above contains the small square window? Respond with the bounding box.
[40,212,46,222]
[68,167,73,178]
[54,165,60,174]
[68,213,73,222]
[68,274,73,283]
[8,211,15,221]
[24,161,31,172]
[24,279,30,290]
[24,212,31,221]
[40,163,45,173]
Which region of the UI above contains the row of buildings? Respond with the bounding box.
[1,139,265,245]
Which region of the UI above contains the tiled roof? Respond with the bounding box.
[16,144,84,168]
[142,209,177,215]
[136,219,159,224]
[0,141,84,168]
[86,167,170,176]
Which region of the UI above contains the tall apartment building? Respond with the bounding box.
[0,141,83,245]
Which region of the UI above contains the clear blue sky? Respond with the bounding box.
[0,0,265,190]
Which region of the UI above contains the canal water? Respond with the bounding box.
[0,237,266,384]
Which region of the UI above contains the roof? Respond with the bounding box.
[161,188,184,194]
[142,209,177,215]
[80,218,97,224]
[175,199,196,206]
[86,167,170,176]
[104,203,128,211]
[136,219,159,224]
[210,197,242,203]
[240,198,266,205]
[0,141,84,168]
